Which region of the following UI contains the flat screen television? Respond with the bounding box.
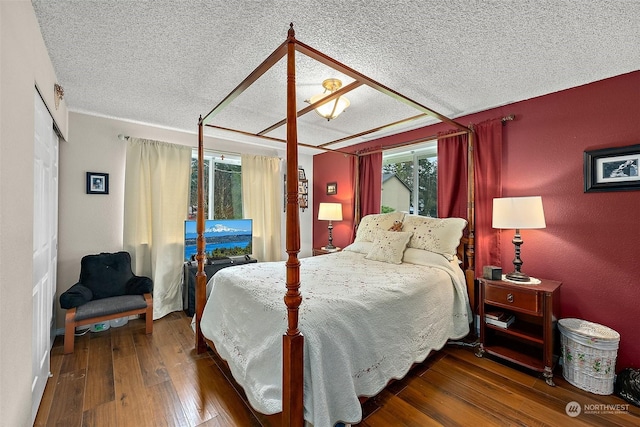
[184,219,253,261]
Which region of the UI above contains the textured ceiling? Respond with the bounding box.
[32,0,640,153]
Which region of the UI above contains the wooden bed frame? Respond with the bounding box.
[194,24,476,427]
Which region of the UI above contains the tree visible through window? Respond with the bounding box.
[188,152,243,220]
[382,142,437,217]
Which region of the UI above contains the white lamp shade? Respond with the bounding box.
[318,202,343,221]
[309,93,350,120]
[492,196,546,229]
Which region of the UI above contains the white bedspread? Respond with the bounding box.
[200,248,471,427]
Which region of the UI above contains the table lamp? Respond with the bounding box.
[318,202,343,250]
[492,196,546,282]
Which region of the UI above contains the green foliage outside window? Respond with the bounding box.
[189,155,243,220]
[382,156,437,217]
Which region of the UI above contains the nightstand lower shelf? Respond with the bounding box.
[480,339,545,372]
[477,277,562,386]
[485,322,544,345]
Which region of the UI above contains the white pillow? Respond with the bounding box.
[355,212,405,243]
[342,241,373,254]
[365,230,413,264]
[402,247,452,266]
[401,216,467,260]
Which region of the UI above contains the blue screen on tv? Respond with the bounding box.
[184,219,253,261]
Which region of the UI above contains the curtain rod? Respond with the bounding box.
[116,133,279,160]
[355,129,469,156]
[469,114,515,130]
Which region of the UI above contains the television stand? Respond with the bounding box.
[182,257,257,316]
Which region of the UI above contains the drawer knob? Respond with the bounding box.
[507,293,514,303]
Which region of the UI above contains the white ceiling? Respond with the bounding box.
[32,0,640,153]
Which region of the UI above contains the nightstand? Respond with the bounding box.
[312,247,342,256]
[476,277,562,386]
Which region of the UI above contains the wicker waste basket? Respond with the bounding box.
[559,318,620,395]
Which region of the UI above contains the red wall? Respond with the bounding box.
[313,71,640,370]
[313,153,354,250]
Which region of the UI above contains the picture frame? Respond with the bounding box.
[86,172,109,194]
[326,182,337,195]
[584,144,640,192]
[298,168,306,181]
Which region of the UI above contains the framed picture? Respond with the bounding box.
[584,144,640,192]
[298,168,306,181]
[86,172,109,194]
[326,182,337,195]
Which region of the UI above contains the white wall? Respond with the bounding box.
[58,112,314,329]
[0,1,69,425]
[0,4,312,423]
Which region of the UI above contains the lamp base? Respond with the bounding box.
[505,271,531,282]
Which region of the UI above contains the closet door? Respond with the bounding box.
[32,89,59,422]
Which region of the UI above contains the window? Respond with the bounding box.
[382,142,437,217]
[188,151,243,220]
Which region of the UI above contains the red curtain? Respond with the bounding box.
[437,121,503,276]
[437,132,468,219]
[349,152,382,242]
[359,152,382,217]
[473,120,503,276]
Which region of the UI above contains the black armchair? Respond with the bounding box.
[60,251,153,353]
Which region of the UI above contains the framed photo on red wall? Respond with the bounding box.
[584,144,640,192]
[326,182,337,195]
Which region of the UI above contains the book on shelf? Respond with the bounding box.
[485,313,515,329]
[485,311,507,321]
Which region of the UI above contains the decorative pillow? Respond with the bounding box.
[365,230,413,264]
[355,212,405,243]
[401,216,467,260]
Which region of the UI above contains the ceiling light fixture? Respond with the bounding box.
[307,78,350,121]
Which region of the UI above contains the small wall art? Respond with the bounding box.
[326,182,337,195]
[86,172,109,194]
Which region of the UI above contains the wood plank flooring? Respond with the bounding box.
[35,311,639,426]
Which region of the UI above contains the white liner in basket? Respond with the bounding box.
[559,318,620,395]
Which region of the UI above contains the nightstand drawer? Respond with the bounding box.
[484,283,540,313]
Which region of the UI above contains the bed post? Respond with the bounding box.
[282,23,304,427]
[195,117,208,354]
[466,129,476,316]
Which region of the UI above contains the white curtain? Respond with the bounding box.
[124,138,192,319]
[241,154,283,262]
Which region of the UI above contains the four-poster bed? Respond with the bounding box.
[195,24,476,426]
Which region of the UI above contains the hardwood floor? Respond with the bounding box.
[35,311,639,426]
